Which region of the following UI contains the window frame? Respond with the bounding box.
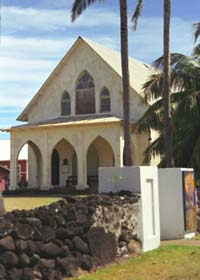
[76,70,96,115]
[100,87,111,113]
[61,91,71,116]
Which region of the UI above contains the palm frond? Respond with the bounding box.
[141,28,200,176]
[71,0,100,22]
[143,73,163,101]
[193,44,200,58]
[143,135,163,165]
[131,0,143,30]
[136,98,164,133]
[194,22,200,43]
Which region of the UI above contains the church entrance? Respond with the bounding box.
[51,149,60,186]
[51,139,77,187]
[87,136,114,188]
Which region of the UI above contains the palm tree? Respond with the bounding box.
[163,0,173,167]
[137,47,200,177]
[71,0,143,166]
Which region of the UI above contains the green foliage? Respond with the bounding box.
[71,0,143,30]
[137,26,200,177]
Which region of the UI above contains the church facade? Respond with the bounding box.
[7,37,157,190]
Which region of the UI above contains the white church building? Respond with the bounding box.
[3,37,158,190]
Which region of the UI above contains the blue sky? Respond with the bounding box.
[0,0,200,139]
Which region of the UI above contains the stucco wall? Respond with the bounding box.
[158,168,186,240]
[27,41,148,124]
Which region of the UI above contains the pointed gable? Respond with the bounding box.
[17,37,152,122]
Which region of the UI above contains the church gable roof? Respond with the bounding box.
[17,36,152,122]
[83,37,153,95]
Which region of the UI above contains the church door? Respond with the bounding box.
[51,149,60,186]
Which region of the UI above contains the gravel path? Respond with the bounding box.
[161,239,200,247]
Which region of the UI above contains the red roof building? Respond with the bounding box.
[0,140,28,189]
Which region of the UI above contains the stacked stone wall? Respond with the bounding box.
[0,193,141,279]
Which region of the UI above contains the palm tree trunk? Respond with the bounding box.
[119,0,133,166]
[163,0,173,167]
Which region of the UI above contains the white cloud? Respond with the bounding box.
[2,6,119,34]
[0,96,30,108]
[0,56,56,82]
[0,4,197,138]
[0,36,71,59]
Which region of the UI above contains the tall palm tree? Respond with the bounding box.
[71,0,143,166]
[137,47,200,176]
[163,0,173,167]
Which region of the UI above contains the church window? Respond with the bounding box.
[100,87,111,113]
[63,159,68,165]
[76,71,95,114]
[61,91,71,116]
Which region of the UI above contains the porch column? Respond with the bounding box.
[41,134,51,190]
[76,146,87,190]
[9,136,18,190]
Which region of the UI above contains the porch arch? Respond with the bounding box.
[51,138,77,186]
[17,140,43,188]
[86,136,114,186]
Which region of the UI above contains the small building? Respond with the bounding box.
[0,166,9,191]
[0,140,28,186]
[3,37,159,190]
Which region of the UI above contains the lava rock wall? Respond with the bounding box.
[0,193,141,280]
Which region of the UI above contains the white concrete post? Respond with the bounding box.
[158,168,196,240]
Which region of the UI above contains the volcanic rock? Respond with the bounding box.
[73,236,89,254]
[41,225,56,243]
[87,227,117,265]
[41,242,62,258]
[14,223,35,240]
[0,218,14,238]
[0,235,15,251]
[0,251,19,268]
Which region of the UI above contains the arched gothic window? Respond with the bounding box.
[61,91,71,116]
[100,87,111,113]
[76,71,95,115]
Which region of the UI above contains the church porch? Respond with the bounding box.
[9,116,125,191]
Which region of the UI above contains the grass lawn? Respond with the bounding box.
[3,197,61,212]
[69,245,200,280]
